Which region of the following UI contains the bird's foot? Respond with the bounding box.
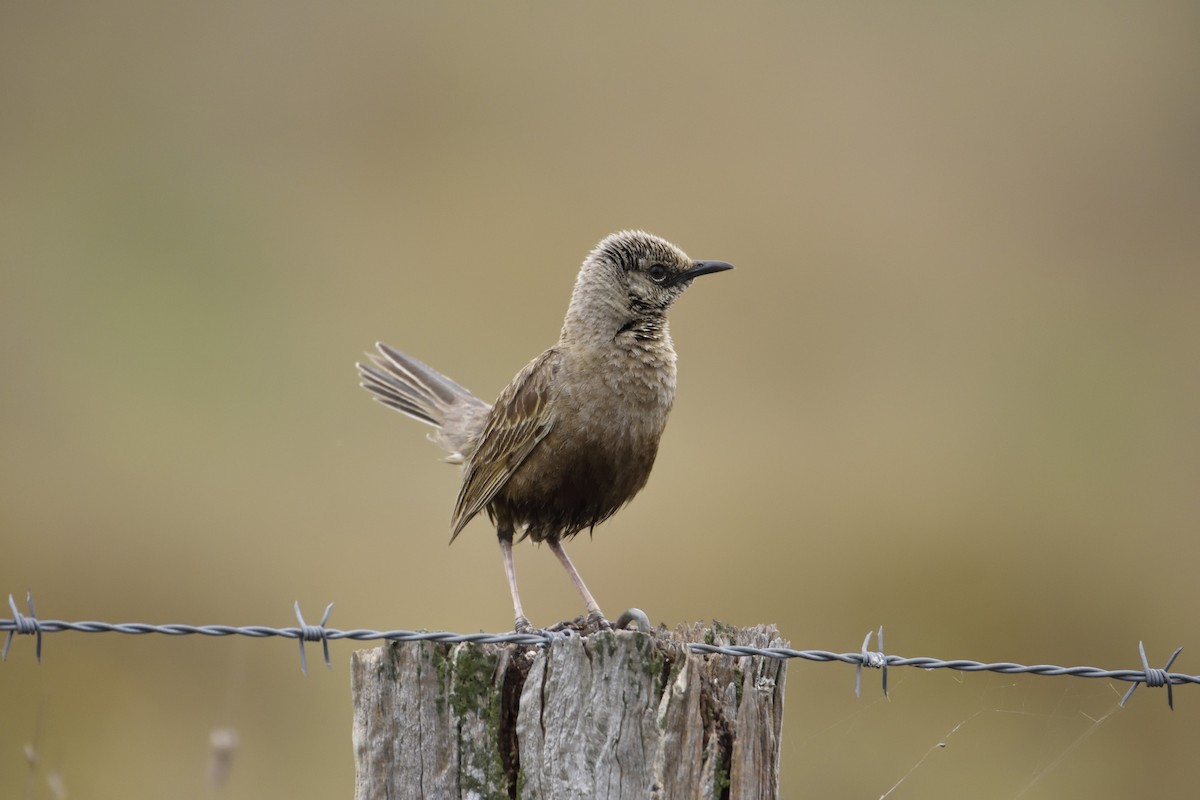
[585,609,612,632]
[514,614,535,635]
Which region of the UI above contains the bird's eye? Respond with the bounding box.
[647,264,669,284]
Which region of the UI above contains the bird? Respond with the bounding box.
[357,230,733,633]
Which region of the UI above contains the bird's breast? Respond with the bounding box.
[498,420,660,541]
[494,342,675,540]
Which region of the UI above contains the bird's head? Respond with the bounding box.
[562,231,733,344]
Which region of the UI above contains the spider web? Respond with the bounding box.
[783,669,1134,799]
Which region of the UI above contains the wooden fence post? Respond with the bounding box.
[351,623,787,799]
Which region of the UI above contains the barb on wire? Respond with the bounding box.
[855,626,888,698]
[294,602,334,676]
[2,595,1195,708]
[1121,641,1184,710]
[3,593,41,662]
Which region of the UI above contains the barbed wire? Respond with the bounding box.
[2,593,1194,709]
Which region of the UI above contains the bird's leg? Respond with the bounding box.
[498,526,533,634]
[546,538,608,629]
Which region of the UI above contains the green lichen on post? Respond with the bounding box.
[512,765,527,798]
[634,633,668,683]
[713,763,731,799]
[450,645,509,798]
[449,645,499,719]
[594,629,621,662]
[711,619,737,639]
[660,653,683,689]
[377,641,401,682]
[429,640,453,715]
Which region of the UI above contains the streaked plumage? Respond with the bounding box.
[358,231,732,631]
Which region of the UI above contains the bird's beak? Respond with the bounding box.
[679,260,735,281]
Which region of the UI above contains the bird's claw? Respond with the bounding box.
[586,610,612,632]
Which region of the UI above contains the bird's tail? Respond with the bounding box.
[357,343,490,461]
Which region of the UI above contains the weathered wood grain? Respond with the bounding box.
[351,623,786,799]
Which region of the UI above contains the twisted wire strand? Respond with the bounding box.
[3,595,1194,706]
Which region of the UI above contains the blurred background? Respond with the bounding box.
[2,3,1198,798]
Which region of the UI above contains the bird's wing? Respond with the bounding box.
[450,349,559,540]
